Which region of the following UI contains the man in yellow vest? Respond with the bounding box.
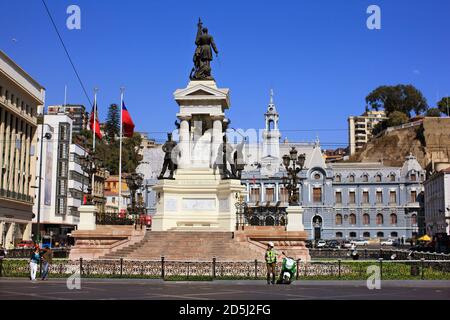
[265,242,277,284]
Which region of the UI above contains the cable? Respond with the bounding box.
[41,0,92,106]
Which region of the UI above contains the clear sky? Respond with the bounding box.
[1,0,449,148]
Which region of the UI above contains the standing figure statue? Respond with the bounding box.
[190,18,219,80]
[213,134,234,179]
[232,138,246,179]
[158,133,178,179]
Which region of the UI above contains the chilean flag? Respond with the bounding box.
[89,101,102,139]
[122,101,135,138]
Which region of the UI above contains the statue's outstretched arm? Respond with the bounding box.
[211,37,219,55]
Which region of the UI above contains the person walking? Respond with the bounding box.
[265,242,278,285]
[29,245,41,281]
[40,246,53,280]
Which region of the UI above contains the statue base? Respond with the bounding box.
[151,169,245,232]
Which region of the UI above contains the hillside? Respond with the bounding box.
[349,117,450,171]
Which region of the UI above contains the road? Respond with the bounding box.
[0,279,449,300]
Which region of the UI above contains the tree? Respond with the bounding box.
[425,108,442,117]
[105,104,120,142]
[437,97,450,116]
[386,111,409,127]
[366,85,428,117]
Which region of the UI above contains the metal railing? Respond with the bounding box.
[3,248,70,259]
[1,257,449,280]
[309,248,450,260]
[95,214,134,225]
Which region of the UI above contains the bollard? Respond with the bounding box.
[79,257,83,275]
[254,259,258,279]
[378,258,383,280]
[421,258,425,280]
[338,259,341,279]
[296,259,300,280]
[120,258,123,278]
[161,256,165,279]
[212,257,216,279]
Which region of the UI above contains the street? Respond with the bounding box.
[0,279,449,300]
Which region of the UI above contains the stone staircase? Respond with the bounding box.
[100,231,266,261]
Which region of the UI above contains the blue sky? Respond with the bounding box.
[1,0,449,148]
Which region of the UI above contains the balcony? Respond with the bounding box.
[0,188,33,204]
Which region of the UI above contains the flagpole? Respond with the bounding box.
[119,87,125,216]
[92,88,98,201]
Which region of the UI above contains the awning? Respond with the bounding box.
[418,234,431,241]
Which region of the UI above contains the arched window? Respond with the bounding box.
[250,216,260,226]
[375,174,382,182]
[362,174,369,182]
[391,232,398,238]
[363,232,370,238]
[376,213,384,225]
[390,213,397,225]
[349,175,355,183]
[265,216,275,226]
[389,174,396,182]
[335,214,343,225]
[377,232,384,238]
[363,214,370,225]
[411,214,417,226]
[335,175,341,182]
[336,232,343,238]
[349,214,356,225]
[349,232,357,238]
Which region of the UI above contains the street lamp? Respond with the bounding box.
[79,150,100,206]
[125,173,144,223]
[281,147,305,206]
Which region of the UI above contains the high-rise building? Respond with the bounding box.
[348,110,387,155]
[0,50,43,247]
[47,104,87,135]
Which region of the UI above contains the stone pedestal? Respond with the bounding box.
[78,205,98,231]
[152,80,245,232]
[286,206,305,232]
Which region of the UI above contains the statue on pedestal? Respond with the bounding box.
[190,18,219,81]
[158,133,178,180]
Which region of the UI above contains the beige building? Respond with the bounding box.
[348,110,387,155]
[0,50,43,247]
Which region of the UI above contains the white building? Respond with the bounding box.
[33,113,88,243]
[348,110,387,155]
[424,167,450,236]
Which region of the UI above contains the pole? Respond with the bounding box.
[92,88,98,203]
[119,88,124,216]
[36,93,46,245]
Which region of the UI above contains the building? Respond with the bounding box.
[348,110,387,155]
[323,148,348,163]
[93,168,109,215]
[424,167,450,236]
[33,113,89,243]
[0,50,43,247]
[104,175,130,215]
[47,104,87,135]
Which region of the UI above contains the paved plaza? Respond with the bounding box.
[0,279,449,300]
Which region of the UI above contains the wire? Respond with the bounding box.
[41,0,92,106]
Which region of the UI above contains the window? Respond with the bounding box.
[314,173,321,180]
[349,191,356,204]
[390,213,397,225]
[362,191,369,204]
[389,191,397,203]
[112,197,116,204]
[349,214,356,225]
[391,232,398,238]
[335,175,341,182]
[279,187,289,203]
[349,232,357,238]
[376,214,384,225]
[335,191,342,204]
[265,188,275,202]
[411,214,417,226]
[362,175,368,182]
[349,175,355,182]
[410,173,417,181]
[363,214,370,225]
[363,232,370,238]
[410,191,417,203]
[250,188,260,203]
[376,191,383,204]
[336,232,343,238]
[313,188,322,203]
[335,214,342,225]
[377,232,384,238]
[390,174,396,182]
[375,174,382,182]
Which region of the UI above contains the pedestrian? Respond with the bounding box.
[265,242,277,285]
[40,246,53,281]
[29,245,41,281]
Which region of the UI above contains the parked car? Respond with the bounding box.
[16,240,34,249]
[317,240,327,248]
[305,240,313,248]
[351,239,369,246]
[327,240,341,249]
[342,240,352,249]
[381,239,395,246]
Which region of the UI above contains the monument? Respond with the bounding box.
[151,19,246,232]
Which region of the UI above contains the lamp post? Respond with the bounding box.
[235,194,246,230]
[79,149,100,206]
[281,147,305,206]
[125,173,144,223]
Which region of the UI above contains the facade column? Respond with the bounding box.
[5,222,15,246]
[8,115,16,193]
[3,112,10,190]
[210,116,223,169]
[261,183,265,203]
[18,120,26,195]
[0,221,4,246]
[0,107,5,191]
[177,116,191,169]
[275,182,279,202]
[246,183,250,202]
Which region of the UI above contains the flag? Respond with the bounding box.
[121,101,135,138]
[89,101,102,139]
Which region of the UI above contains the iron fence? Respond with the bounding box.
[309,248,450,261]
[4,248,70,259]
[1,257,449,280]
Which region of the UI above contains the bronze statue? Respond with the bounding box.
[190,18,219,81]
[232,138,246,179]
[158,133,177,179]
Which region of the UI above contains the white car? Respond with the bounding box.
[381,239,395,246]
[316,240,327,248]
[351,239,369,246]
